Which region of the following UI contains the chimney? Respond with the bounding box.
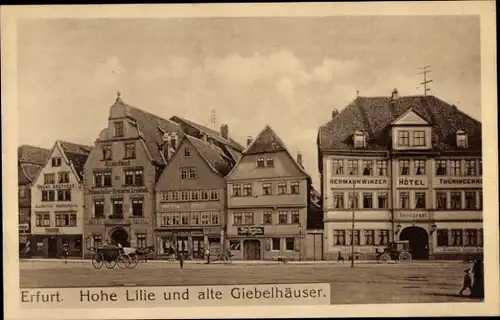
[201,133,208,142]
[246,136,253,147]
[331,109,339,119]
[220,124,229,140]
[297,151,303,168]
[162,134,171,161]
[391,88,399,100]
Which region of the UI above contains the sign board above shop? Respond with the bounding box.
[37,183,77,190]
[104,160,132,167]
[433,178,482,188]
[237,226,264,236]
[329,178,389,188]
[395,211,430,220]
[89,187,149,195]
[397,177,428,188]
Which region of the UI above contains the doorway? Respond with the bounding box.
[47,237,58,258]
[399,227,429,259]
[110,228,130,247]
[243,239,261,260]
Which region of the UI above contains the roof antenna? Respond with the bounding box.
[418,65,433,96]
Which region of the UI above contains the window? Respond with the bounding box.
[112,199,123,217]
[57,190,71,201]
[243,184,252,196]
[378,230,389,245]
[332,160,344,175]
[124,143,136,159]
[450,160,461,176]
[398,130,410,146]
[465,192,476,209]
[285,238,295,251]
[263,211,272,224]
[333,230,346,246]
[55,214,76,227]
[229,240,241,251]
[451,229,463,246]
[436,192,447,210]
[210,190,219,200]
[125,170,134,185]
[124,168,144,186]
[478,229,483,247]
[414,160,426,175]
[348,230,360,245]
[377,193,388,209]
[362,160,373,176]
[102,145,112,160]
[362,193,373,209]
[436,160,447,175]
[413,131,425,146]
[181,167,196,179]
[353,131,366,148]
[161,215,171,226]
[290,182,300,194]
[479,192,483,209]
[266,158,274,167]
[291,211,300,224]
[232,184,241,197]
[184,148,191,157]
[209,212,218,225]
[262,183,272,196]
[132,198,143,216]
[171,213,180,225]
[19,188,26,198]
[256,158,265,167]
[465,160,476,176]
[450,192,462,209]
[399,160,410,175]
[278,211,288,224]
[103,172,111,186]
[94,200,104,218]
[200,190,209,200]
[399,192,410,209]
[171,191,180,201]
[347,160,358,175]
[277,183,287,195]
[135,233,146,248]
[41,190,55,202]
[333,192,344,209]
[179,191,189,201]
[201,212,210,225]
[415,192,426,209]
[456,130,468,148]
[348,192,359,209]
[191,190,199,201]
[181,213,189,225]
[364,230,375,245]
[437,230,449,246]
[51,158,62,167]
[244,212,254,225]
[114,121,124,137]
[58,172,70,183]
[191,212,200,225]
[93,235,103,248]
[36,214,50,227]
[271,238,280,251]
[233,213,242,225]
[376,160,387,176]
[44,173,55,185]
[189,168,197,179]
[465,229,478,246]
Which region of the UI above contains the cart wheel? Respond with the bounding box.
[399,252,412,261]
[116,255,127,269]
[92,252,104,269]
[380,253,391,263]
[125,255,139,269]
[104,259,117,269]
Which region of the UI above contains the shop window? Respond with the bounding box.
[285,238,295,251]
[333,192,344,209]
[58,172,70,183]
[450,192,462,209]
[450,160,462,176]
[51,157,62,167]
[362,160,373,176]
[362,193,373,209]
[243,184,252,196]
[124,143,136,159]
[378,230,389,245]
[415,192,426,209]
[233,213,242,225]
[364,230,375,245]
[376,160,387,176]
[277,183,287,195]
[256,158,265,168]
[244,212,254,225]
[451,229,463,246]
[398,130,409,146]
[399,192,410,209]
[413,131,425,146]
[465,192,476,209]
[333,230,346,246]
[263,211,272,224]
[348,192,359,209]
[132,198,143,216]
[332,159,344,175]
[399,160,410,175]
[437,229,449,246]
[271,238,280,251]
[262,183,272,196]
[291,211,300,224]
[211,212,219,225]
[266,157,274,167]
[232,184,241,196]
[229,240,241,251]
[465,229,478,246]
[210,190,219,200]
[93,235,102,248]
[436,192,447,210]
[57,190,71,201]
[102,145,112,160]
[414,160,426,175]
[377,193,388,209]
[348,230,360,245]
[290,182,300,194]
[278,211,288,224]
[136,233,147,248]
[347,160,358,175]
[436,160,447,176]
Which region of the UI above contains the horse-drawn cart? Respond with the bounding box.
[376,240,412,263]
[91,245,140,269]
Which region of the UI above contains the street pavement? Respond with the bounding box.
[19,259,480,304]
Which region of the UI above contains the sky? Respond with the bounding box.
[17,16,481,189]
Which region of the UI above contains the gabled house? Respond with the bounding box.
[30,140,92,258]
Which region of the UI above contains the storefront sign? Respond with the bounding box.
[88,219,104,225]
[329,178,388,188]
[130,218,149,224]
[397,178,427,188]
[174,231,203,237]
[434,178,482,188]
[105,160,132,167]
[437,247,483,252]
[55,203,78,208]
[237,226,264,236]
[45,228,60,234]
[37,183,76,190]
[89,187,149,195]
[19,223,30,233]
[396,212,429,220]
[203,227,221,235]
[35,204,54,209]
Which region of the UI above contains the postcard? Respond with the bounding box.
[2,2,499,319]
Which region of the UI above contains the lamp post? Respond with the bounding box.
[351,181,356,268]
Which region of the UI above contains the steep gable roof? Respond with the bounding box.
[18,145,50,166]
[18,163,44,185]
[185,135,234,177]
[58,140,93,180]
[318,95,482,152]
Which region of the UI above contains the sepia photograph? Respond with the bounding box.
[2,2,499,319]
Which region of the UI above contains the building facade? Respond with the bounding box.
[30,141,91,258]
[318,90,482,260]
[83,95,182,256]
[18,145,50,257]
[155,134,237,260]
[226,126,309,261]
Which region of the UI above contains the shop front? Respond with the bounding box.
[155,227,223,260]
[30,230,83,258]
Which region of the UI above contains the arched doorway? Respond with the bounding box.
[399,227,429,260]
[243,240,261,260]
[110,228,130,247]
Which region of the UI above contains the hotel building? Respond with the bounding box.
[83,94,182,255]
[318,89,482,260]
[30,141,92,258]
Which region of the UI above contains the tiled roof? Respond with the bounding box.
[170,116,245,152]
[58,141,92,180]
[226,148,242,163]
[186,135,234,177]
[318,95,482,152]
[113,98,182,165]
[59,140,93,154]
[18,163,43,185]
[18,145,50,165]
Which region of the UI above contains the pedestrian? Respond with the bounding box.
[205,248,211,264]
[471,259,484,298]
[459,269,472,296]
[179,252,184,269]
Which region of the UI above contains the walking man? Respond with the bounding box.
[459,269,472,296]
[205,248,211,264]
[179,252,184,269]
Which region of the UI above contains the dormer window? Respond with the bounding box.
[353,131,367,148]
[114,121,124,137]
[456,130,468,148]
